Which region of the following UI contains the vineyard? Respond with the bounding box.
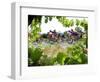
[28,15,88,66]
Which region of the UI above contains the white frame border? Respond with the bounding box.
[11,2,97,80]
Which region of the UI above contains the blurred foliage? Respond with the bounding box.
[28,16,41,43]
[39,55,56,66]
[65,38,88,64]
[28,38,88,66]
[56,16,74,27]
[56,52,67,65]
[76,19,80,26]
[28,16,88,66]
[28,47,43,66]
[80,19,88,31]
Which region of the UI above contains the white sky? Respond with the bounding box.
[28,16,87,33]
[40,16,86,34]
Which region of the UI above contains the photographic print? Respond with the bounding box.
[28,15,88,66]
[11,3,96,79]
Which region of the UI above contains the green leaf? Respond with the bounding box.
[30,48,43,64]
[69,19,74,26]
[76,19,80,26]
[77,58,82,63]
[57,52,67,65]
[80,19,88,31]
